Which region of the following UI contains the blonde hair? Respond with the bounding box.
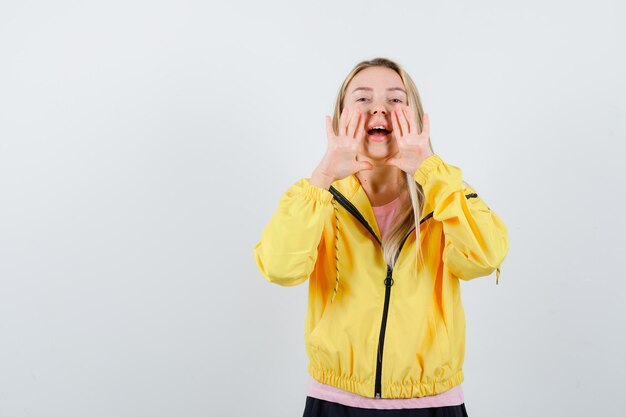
[331,57,446,274]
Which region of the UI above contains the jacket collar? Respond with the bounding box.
[329,173,436,241]
[328,174,403,244]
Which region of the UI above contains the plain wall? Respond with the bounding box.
[1,1,624,416]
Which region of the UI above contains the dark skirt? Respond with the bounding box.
[302,396,469,417]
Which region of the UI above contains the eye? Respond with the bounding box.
[356,97,369,102]
[391,99,403,103]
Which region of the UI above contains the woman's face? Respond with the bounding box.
[343,66,407,162]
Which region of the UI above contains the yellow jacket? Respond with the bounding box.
[253,154,509,399]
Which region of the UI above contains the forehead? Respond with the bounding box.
[347,66,404,92]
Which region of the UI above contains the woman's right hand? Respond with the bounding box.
[311,107,373,188]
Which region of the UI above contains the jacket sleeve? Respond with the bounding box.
[253,178,335,287]
[413,154,509,282]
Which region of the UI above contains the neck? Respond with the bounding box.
[355,162,406,206]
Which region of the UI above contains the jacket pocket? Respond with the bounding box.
[428,310,451,365]
[309,304,334,347]
[307,306,336,372]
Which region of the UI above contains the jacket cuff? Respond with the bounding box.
[413,154,445,186]
[304,179,334,204]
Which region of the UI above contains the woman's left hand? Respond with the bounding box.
[384,106,434,175]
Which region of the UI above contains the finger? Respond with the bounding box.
[325,115,334,141]
[403,106,415,135]
[338,106,350,137]
[397,106,409,137]
[357,161,373,171]
[391,108,403,139]
[347,107,360,138]
[384,157,398,168]
[420,113,430,136]
[355,108,366,141]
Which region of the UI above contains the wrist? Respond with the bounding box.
[310,169,334,190]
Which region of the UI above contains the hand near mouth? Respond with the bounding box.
[314,107,374,184]
[384,106,434,175]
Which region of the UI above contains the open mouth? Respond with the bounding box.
[367,127,392,137]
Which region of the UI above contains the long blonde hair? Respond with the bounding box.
[331,57,433,272]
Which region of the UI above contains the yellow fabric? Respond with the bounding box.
[253,154,509,399]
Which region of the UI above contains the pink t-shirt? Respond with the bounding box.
[306,194,465,409]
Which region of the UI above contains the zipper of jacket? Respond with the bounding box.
[327,186,477,398]
[329,186,414,398]
[374,264,393,397]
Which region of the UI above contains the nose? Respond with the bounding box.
[371,108,387,115]
[370,100,388,116]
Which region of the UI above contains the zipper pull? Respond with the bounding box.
[384,265,394,287]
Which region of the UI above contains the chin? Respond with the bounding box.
[362,152,393,163]
[365,146,396,158]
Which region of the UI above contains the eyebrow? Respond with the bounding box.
[351,87,407,94]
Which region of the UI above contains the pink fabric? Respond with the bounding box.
[371,195,402,236]
[305,195,465,409]
[307,376,464,409]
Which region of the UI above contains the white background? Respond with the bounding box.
[1,1,624,416]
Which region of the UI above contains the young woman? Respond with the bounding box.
[253,57,509,416]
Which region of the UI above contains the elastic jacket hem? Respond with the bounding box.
[308,363,465,399]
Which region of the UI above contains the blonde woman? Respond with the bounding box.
[253,57,509,416]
